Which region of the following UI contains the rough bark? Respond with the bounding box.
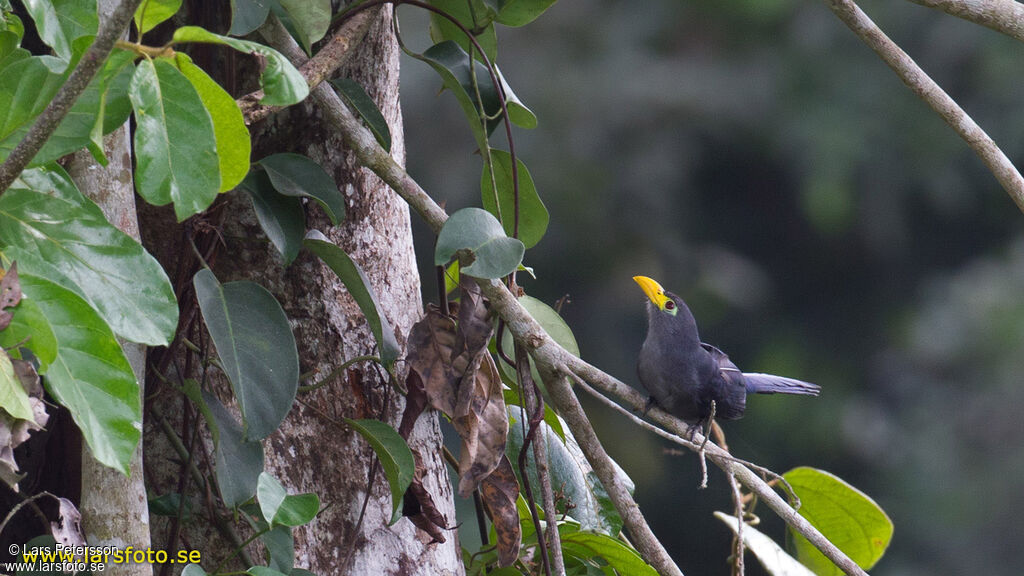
[137,7,462,575]
[248,9,462,573]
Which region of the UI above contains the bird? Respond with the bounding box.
[633,275,820,435]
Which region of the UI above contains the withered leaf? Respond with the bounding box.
[403,449,448,544]
[405,283,509,497]
[398,369,428,439]
[0,359,48,492]
[0,263,21,331]
[479,455,521,567]
[51,497,86,547]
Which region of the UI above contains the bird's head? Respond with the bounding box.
[633,275,679,317]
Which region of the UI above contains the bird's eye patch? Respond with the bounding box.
[664,300,675,310]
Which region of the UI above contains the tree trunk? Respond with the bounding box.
[138,7,462,575]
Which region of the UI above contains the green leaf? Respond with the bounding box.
[481,149,548,248]
[174,53,251,192]
[257,472,320,527]
[303,232,400,367]
[181,565,207,576]
[148,492,191,518]
[503,388,563,441]
[0,296,57,372]
[0,54,67,160]
[19,273,139,475]
[2,165,178,346]
[129,58,220,221]
[0,352,33,420]
[260,525,294,575]
[494,0,558,27]
[278,0,330,53]
[230,0,271,36]
[22,0,98,60]
[784,467,894,574]
[344,418,414,524]
[134,0,182,35]
[715,512,816,576]
[193,269,299,440]
[435,207,524,279]
[330,77,391,152]
[428,0,497,63]
[559,530,658,576]
[496,65,536,129]
[410,40,501,152]
[240,169,305,265]
[258,153,344,225]
[200,390,264,508]
[172,26,308,106]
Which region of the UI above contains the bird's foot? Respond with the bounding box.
[642,396,658,416]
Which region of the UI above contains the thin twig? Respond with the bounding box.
[727,473,745,576]
[0,0,145,193]
[904,0,1024,42]
[826,0,1024,212]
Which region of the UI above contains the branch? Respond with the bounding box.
[239,8,377,125]
[904,0,1024,42]
[826,0,1024,213]
[0,0,145,193]
[258,12,866,576]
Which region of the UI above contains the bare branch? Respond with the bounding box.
[905,0,1024,42]
[826,0,1024,212]
[0,0,145,194]
[240,9,378,125]
[258,13,866,576]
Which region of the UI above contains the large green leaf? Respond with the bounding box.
[499,294,579,386]
[19,273,139,475]
[428,0,497,63]
[258,153,344,225]
[411,40,500,152]
[0,351,33,420]
[481,149,547,248]
[134,0,181,35]
[344,418,414,524]
[329,78,391,153]
[1,166,178,346]
[506,404,627,536]
[435,207,524,279]
[784,467,894,574]
[22,0,98,60]
[200,390,265,508]
[257,472,320,527]
[229,0,271,36]
[559,529,658,576]
[193,269,299,440]
[240,169,305,265]
[303,232,400,367]
[172,26,308,106]
[129,58,220,221]
[260,525,294,575]
[174,53,250,192]
[715,512,816,576]
[277,0,329,53]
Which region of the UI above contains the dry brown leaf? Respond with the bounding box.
[0,359,48,492]
[479,455,522,567]
[402,449,449,544]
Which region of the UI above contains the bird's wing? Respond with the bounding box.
[743,373,821,396]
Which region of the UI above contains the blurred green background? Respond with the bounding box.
[398,0,1024,574]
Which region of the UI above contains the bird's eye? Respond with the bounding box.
[664,300,675,310]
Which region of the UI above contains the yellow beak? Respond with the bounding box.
[633,275,671,311]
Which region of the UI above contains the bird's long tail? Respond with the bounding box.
[744,373,821,396]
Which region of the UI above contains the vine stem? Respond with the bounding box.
[0,0,146,194]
